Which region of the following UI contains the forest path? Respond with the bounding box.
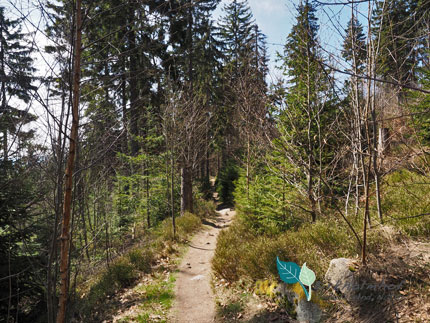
[171,206,235,323]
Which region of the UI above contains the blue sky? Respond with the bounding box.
[213,0,369,81]
[214,0,296,80]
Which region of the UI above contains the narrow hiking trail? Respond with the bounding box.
[172,207,235,323]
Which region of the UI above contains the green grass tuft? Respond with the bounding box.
[127,248,154,273]
[381,169,430,237]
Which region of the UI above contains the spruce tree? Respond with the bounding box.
[216,0,265,166]
[373,0,419,89]
[161,0,220,214]
[218,0,254,77]
[0,7,36,163]
[0,8,41,321]
[276,0,336,222]
[342,16,366,73]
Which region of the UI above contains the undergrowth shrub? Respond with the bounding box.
[194,198,217,218]
[212,221,252,281]
[381,169,430,236]
[198,176,212,200]
[127,248,154,273]
[213,217,367,283]
[176,212,202,236]
[234,169,306,234]
[158,211,202,241]
[86,258,137,308]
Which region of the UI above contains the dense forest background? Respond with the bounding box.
[1,0,430,322]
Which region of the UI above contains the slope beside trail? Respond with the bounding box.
[171,207,234,323]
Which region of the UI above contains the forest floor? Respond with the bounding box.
[171,206,235,322]
[96,213,429,322]
[212,230,430,323]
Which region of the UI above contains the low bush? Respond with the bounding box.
[86,258,137,308]
[194,198,217,218]
[127,248,154,273]
[381,169,430,236]
[213,216,383,283]
[158,211,202,241]
[177,212,202,236]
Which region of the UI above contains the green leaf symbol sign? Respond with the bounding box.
[276,257,301,284]
[299,262,316,301]
[276,257,316,301]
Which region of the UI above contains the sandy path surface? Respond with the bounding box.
[172,207,234,323]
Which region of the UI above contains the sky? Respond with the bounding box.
[1,0,370,145]
[2,0,369,83]
[213,0,368,81]
[213,0,297,80]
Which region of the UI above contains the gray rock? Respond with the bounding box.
[296,296,322,323]
[275,282,322,323]
[325,258,357,302]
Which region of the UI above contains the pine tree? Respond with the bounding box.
[0,7,36,163]
[275,0,337,222]
[0,8,41,321]
[216,0,265,166]
[162,0,220,214]
[373,0,419,90]
[342,16,366,73]
[218,0,254,77]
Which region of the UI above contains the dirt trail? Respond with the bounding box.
[172,207,234,323]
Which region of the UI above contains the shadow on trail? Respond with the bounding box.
[202,218,224,229]
[216,203,234,211]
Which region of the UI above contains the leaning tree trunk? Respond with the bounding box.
[56,0,82,321]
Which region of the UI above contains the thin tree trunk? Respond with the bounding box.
[362,0,373,264]
[121,58,127,153]
[350,0,362,219]
[371,2,384,224]
[146,161,150,228]
[171,148,176,238]
[128,4,139,156]
[180,165,193,215]
[306,35,317,223]
[362,155,371,265]
[7,236,12,322]
[56,0,82,320]
[206,148,210,178]
[76,146,90,261]
[246,135,250,200]
[105,209,110,267]
[1,20,7,163]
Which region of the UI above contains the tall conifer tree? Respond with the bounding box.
[0,7,36,163]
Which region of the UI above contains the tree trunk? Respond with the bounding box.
[246,135,250,200]
[1,21,7,163]
[180,165,193,215]
[128,5,139,156]
[146,162,150,228]
[171,147,176,238]
[121,57,128,153]
[56,0,82,321]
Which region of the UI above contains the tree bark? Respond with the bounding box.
[180,165,193,215]
[128,3,139,156]
[171,149,176,238]
[56,0,82,321]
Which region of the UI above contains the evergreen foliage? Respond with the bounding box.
[274,0,338,222]
[2,0,430,320]
[0,7,36,162]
